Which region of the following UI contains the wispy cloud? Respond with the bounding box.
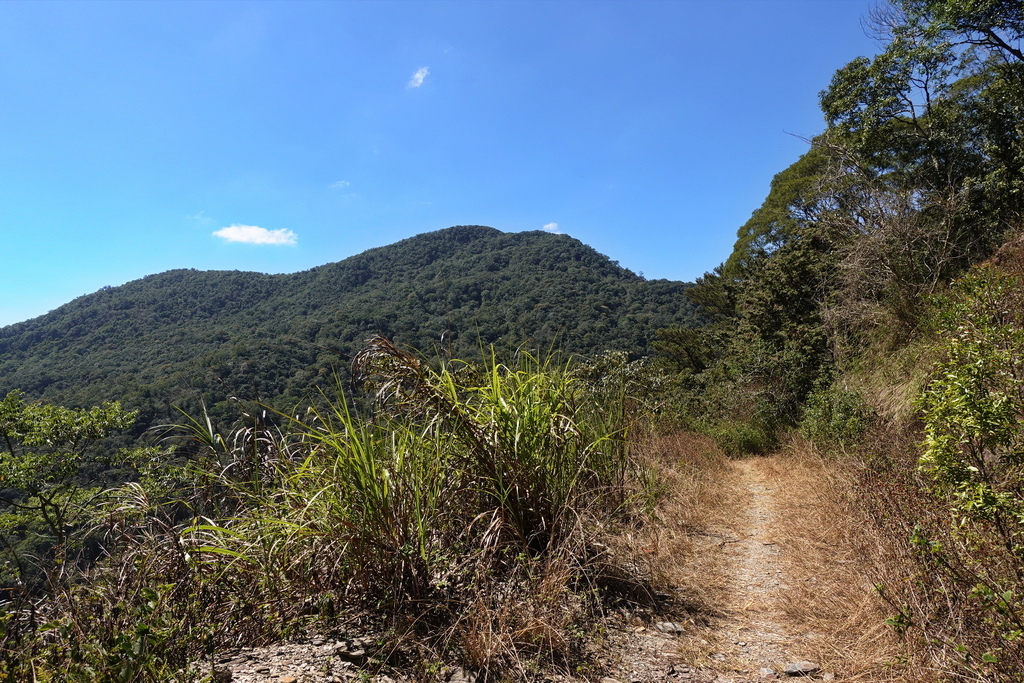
[186,210,214,225]
[329,180,351,189]
[213,224,297,245]
[543,222,562,234]
[407,66,429,88]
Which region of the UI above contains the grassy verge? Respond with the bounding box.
[0,339,666,681]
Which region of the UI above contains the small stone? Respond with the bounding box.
[783,661,821,676]
[449,669,478,683]
[255,667,271,675]
[337,647,367,664]
[280,677,299,683]
[654,621,685,634]
[821,674,836,681]
[759,668,777,679]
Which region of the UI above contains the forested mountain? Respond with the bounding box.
[0,225,697,432]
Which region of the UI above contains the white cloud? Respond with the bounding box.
[543,222,562,234]
[186,210,214,224]
[329,180,351,189]
[407,66,429,88]
[213,224,297,245]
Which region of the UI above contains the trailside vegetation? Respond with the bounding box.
[0,341,671,681]
[651,1,1024,678]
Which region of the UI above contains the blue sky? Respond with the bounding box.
[0,0,881,327]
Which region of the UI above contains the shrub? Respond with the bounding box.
[703,419,776,457]
[800,382,872,447]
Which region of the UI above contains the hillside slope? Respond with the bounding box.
[0,225,697,428]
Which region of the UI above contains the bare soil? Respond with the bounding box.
[600,448,912,683]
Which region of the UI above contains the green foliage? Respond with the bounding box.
[665,0,1024,470]
[0,390,138,583]
[800,383,873,448]
[907,267,1024,676]
[820,0,1024,287]
[918,268,1024,518]
[0,226,700,439]
[702,420,776,458]
[661,146,840,441]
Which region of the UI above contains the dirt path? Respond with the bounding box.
[700,457,824,680]
[604,448,894,683]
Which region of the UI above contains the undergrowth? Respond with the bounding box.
[0,340,665,681]
[851,268,1024,681]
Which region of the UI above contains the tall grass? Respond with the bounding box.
[1,338,656,680]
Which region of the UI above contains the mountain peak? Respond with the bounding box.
[0,226,698,432]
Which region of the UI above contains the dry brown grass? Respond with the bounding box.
[614,431,936,680]
[628,432,733,607]
[767,437,935,681]
[592,432,734,667]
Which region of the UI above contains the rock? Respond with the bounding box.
[783,661,821,676]
[654,621,685,634]
[448,669,478,682]
[336,644,368,665]
[280,677,299,683]
[758,667,777,679]
[212,666,233,683]
[821,674,836,681]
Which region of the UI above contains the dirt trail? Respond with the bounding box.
[606,451,887,683]
[700,457,823,680]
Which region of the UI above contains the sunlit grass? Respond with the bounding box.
[2,339,662,680]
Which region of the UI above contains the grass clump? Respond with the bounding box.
[0,338,659,680]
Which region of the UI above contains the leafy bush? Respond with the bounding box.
[703,419,776,457]
[918,268,1024,527]
[800,383,872,447]
[886,267,1024,678]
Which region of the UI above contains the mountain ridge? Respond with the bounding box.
[0,225,697,431]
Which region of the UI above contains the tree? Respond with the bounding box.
[0,390,136,584]
[820,0,1024,258]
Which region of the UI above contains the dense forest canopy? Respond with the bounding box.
[0,225,699,433]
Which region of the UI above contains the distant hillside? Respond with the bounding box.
[0,225,698,432]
